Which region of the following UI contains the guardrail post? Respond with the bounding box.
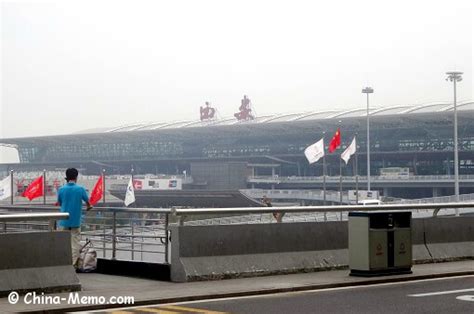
[102,224,106,258]
[102,169,106,204]
[48,219,56,231]
[2,222,6,233]
[141,233,144,261]
[112,211,117,260]
[131,220,135,261]
[10,170,14,205]
[43,169,47,205]
[164,213,169,264]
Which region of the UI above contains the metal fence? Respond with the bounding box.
[0,212,68,233]
[0,205,171,264]
[1,202,473,264]
[391,192,474,204]
[173,202,474,226]
[243,188,474,205]
[248,174,474,183]
[242,188,351,204]
[80,208,171,263]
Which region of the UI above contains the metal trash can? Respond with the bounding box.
[348,211,412,276]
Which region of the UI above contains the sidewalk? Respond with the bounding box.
[1,260,472,313]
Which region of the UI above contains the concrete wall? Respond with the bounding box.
[412,217,474,244]
[171,217,473,282]
[0,231,81,296]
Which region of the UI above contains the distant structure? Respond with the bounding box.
[2,100,474,199]
[200,102,216,121]
[234,95,254,121]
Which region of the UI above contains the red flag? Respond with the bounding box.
[329,128,341,153]
[22,176,44,201]
[89,175,103,205]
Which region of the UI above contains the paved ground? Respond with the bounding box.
[97,276,474,313]
[0,260,472,313]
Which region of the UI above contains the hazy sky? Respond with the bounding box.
[1,0,473,162]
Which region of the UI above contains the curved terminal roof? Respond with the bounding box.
[71,100,473,134]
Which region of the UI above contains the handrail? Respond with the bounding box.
[0,212,69,222]
[248,175,474,182]
[90,207,172,214]
[0,205,172,214]
[172,202,474,216]
[0,205,171,261]
[3,202,473,218]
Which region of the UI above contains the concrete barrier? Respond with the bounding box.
[0,231,81,296]
[412,217,474,262]
[170,217,473,282]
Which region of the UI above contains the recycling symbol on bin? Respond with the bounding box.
[399,242,406,254]
[376,243,383,256]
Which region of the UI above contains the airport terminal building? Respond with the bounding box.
[1,100,474,199]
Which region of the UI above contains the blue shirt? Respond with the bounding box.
[57,182,89,228]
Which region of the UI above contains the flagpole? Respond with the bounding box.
[43,169,46,205]
[131,167,135,208]
[102,169,106,204]
[339,156,343,204]
[337,123,343,207]
[322,132,326,206]
[339,156,343,220]
[10,170,14,205]
[355,135,359,205]
[323,154,326,205]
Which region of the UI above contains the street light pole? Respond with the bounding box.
[446,71,463,209]
[362,87,374,192]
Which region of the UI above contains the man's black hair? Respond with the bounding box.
[65,168,79,181]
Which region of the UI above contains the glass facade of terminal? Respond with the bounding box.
[5,111,474,178]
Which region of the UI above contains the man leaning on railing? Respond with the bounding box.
[56,168,92,269]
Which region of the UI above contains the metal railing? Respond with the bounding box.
[1,202,473,264]
[0,205,171,264]
[172,202,474,225]
[248,174,474,183]
[244,189,474,205]
[80,207,171,264]
[390,192,474,204]
[0,212,69,233]
[242,188,351,204]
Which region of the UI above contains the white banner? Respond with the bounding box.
[341,137,356,164]
[133,178,182,190]
[0,175,11,201]
[124,178,136,207]
[304,138,325,164]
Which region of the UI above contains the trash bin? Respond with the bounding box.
[348,211,412,276]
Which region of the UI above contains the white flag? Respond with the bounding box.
[124,178,136,206]
[341,137,357,165]
[304,138,325,164]
[0,175,12,201]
